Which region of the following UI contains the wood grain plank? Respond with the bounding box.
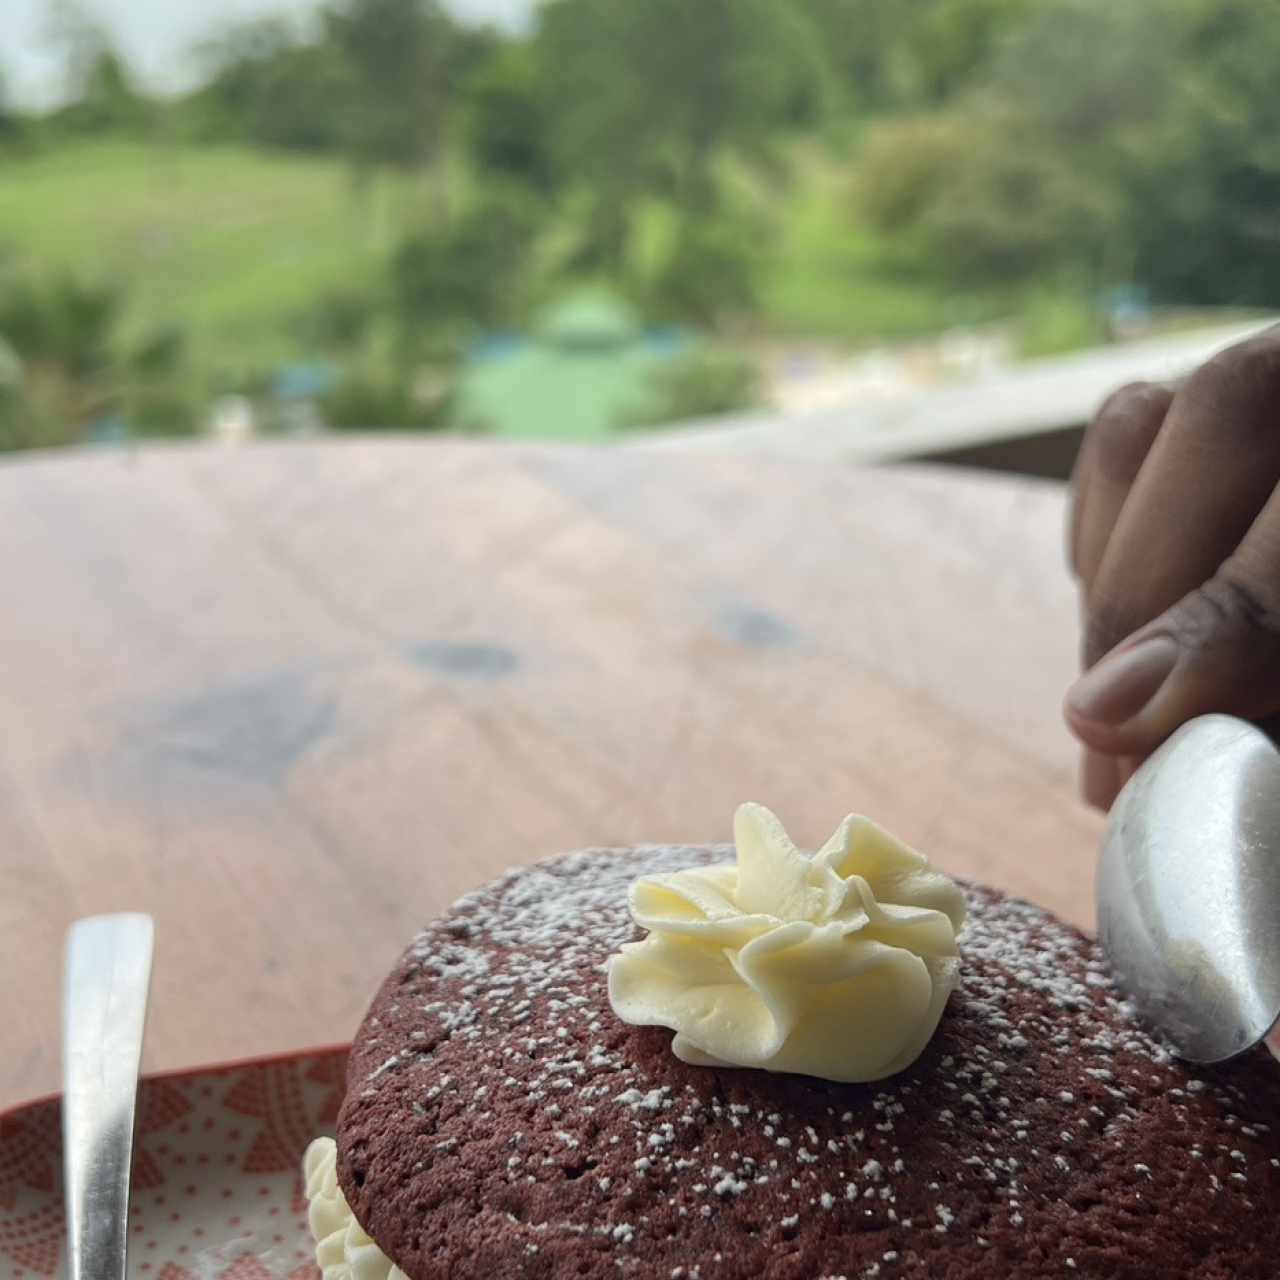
[0,441,1098,1108]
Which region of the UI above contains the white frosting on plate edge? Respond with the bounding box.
[304,1137,405,1280]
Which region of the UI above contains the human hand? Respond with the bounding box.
[1065,324,1280,810]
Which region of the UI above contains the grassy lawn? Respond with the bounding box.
[758,153,1004,341]
[0,140,419,373]
[0,137,1015,424]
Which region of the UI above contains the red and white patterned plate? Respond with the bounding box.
[0,1047,349,1280]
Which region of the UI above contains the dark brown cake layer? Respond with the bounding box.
[336,845,1280,1279]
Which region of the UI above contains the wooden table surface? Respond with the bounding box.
[0,439,1100,1109]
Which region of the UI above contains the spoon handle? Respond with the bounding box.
[62,914,155,1280]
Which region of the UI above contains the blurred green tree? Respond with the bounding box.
[320,359,452,430]
[391,184,542,335]
[192,0,489,173]
[0,68,22,144]
[857,0,1280,305]
[539,0,826,265]
[322,0,462,175]
[0,267,196,449]
[123,324,198,437]
[1122,0,1280,304]
[891,0,1053,105]
[295,288,380,351]
[191,19,352,152]
[982,0,1280,302]
[797,0,1048,112]
[860,107,1117,286]
[0,271,120,447]
[644,214,763,327]
[463,41,555,194]
[64,48,151,133]
[45,3,152,135]
[622,346,760,428]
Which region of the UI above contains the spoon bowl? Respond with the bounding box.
[1098,714,1280,1063]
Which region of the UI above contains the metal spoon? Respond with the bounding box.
[62,914,155,1280]
[1098,714,1280,1063]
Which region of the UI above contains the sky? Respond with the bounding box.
[0,0,536,107]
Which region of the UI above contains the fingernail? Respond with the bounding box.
[1067,635,1179,725]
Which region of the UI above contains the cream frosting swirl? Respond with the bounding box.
[607,803,967,1083]
[303,1137,406,1280]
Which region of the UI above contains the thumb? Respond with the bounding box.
[1065,568,1280,757]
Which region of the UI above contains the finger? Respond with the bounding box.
[1083,324,1280,670]
[1068,418,1095,578]
[1065,479,1280,756]
[1116,754,1140,794]
[1081,748,1122,811]
[1069,381,1175,590]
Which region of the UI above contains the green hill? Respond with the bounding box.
[0,138,966,350]
[0,137,983,444]
[0,140,416,373]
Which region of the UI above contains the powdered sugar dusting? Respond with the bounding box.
[339,845,1280,1276]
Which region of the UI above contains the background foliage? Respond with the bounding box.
[0,0,1276,448]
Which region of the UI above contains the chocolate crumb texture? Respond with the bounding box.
[337,845,1280,1279]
